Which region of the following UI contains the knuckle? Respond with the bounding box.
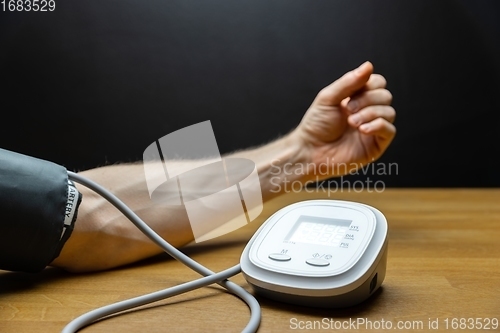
[388,106,397,122]
[316,87,330,101]
[382,89,393,103]
[370,74,387,88]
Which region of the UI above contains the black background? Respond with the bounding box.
[1,0,499,187]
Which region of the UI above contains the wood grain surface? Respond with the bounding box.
[1,189,499,332]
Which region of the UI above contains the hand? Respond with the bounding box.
[291,61,396,181]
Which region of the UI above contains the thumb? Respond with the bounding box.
[315,61,373,106]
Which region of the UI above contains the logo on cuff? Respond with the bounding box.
[61,180,80,240]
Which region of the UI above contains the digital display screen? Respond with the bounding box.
[286,215,351,246]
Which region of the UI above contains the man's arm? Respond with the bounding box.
[51,61,396,272]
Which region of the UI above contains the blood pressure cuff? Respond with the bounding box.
[0,149,81,272]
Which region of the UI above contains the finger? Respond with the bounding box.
[314,61,374,106]
[342,74,387,107]
[358,118,397,141]
[362,119,396,157]
[348,105,396,127]
[365,74,387,90]
[343,74,386,102]
[346,89,393,114]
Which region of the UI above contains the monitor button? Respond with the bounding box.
[268,253,292,261]
[306,258,330,267]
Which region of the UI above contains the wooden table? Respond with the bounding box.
[1,189,499,332]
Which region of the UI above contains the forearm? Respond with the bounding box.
[50,164,194,272]
[230,131,310,200]
[51,131,310,272]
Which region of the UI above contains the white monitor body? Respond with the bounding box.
[240,200,389,308]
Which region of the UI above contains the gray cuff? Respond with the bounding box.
[0,148,81,272]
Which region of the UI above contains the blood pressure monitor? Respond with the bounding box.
[241,200,388,308]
